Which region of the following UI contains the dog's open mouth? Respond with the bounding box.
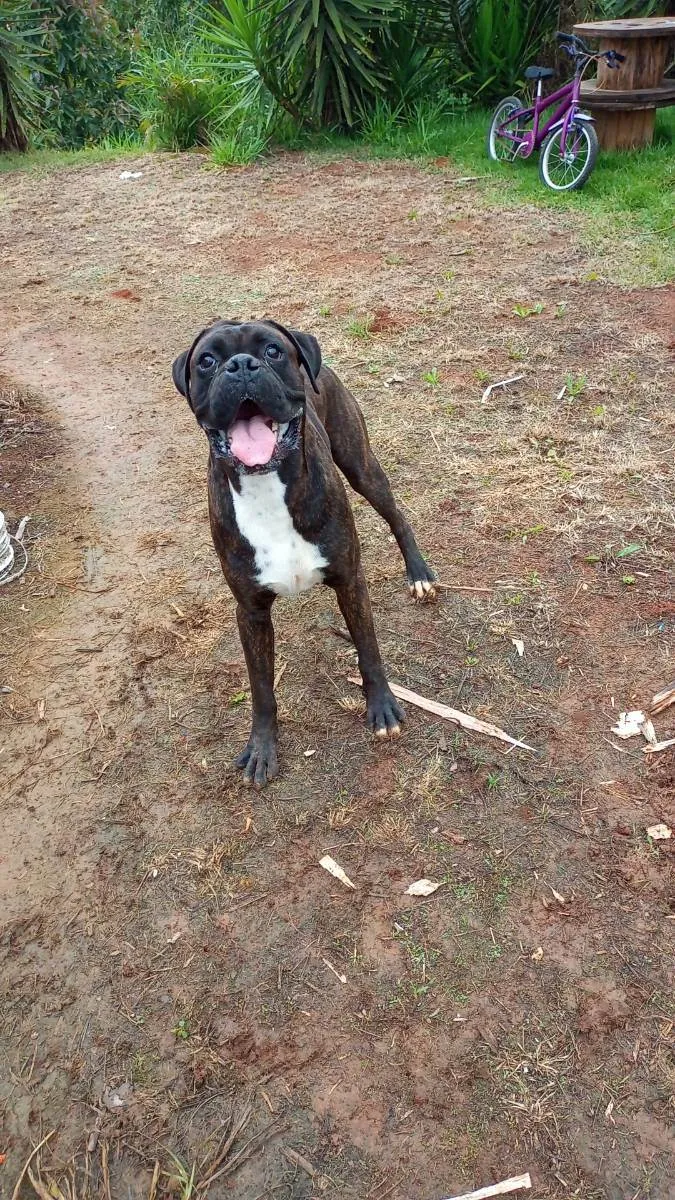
[207,399,295,468]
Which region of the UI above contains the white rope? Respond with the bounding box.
[0,512,30,586]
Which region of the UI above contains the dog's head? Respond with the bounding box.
[172,319,321,472]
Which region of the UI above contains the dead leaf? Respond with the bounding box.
[646,823,672,841]
[304,749,316,757]
[511,638,525,657]
[548,885,566,905]
[405,878,442,897]
[319,855,355,890]
[531,946,544,961]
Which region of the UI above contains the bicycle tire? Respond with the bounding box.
[539,120,599,192]
[486,96,524,163]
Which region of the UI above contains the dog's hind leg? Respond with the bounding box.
[331,424,436,599]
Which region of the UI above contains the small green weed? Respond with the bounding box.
[513,301,544,318]
[173,1017,191,1040]
[565,373,587,397]
[318,304,332,316]
[423,369,441,386]
[228,690,247,707]
[622,574,636,585]
[346,315,374,339]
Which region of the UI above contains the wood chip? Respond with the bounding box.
[319,855,355,889]
[322,956,347,984]
[404,878,442,897]
[480,374,525,403]
[651,681,675,716]
[283,1147,317,1178]
[611,710,646,739]
[643,737,675,755]
[348,677,534,752]
[440,1172,532,1200]
[646,823,671,841]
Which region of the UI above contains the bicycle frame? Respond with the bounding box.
[498,72,587,159]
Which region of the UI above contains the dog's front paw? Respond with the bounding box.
[406,556,437,602]
[366,687,405,739]
[235,728,279,789]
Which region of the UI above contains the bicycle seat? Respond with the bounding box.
[525,66,555,81]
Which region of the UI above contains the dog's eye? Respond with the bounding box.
[198,352,216,371]
[265,344,283,361]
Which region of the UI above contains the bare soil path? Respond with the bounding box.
[1,152,673,1200]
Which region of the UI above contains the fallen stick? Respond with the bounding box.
[434,583,493,594]
[481,374,524,404]
[440,1171,532,1200]
[651,681,675,716]
[348,677,534,752]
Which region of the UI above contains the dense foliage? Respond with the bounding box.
[1,0,672,156]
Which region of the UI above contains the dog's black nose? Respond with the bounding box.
[225,353,260,374]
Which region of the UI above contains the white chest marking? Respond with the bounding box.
[229,472,328,598]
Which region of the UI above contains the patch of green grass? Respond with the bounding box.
[346,314,375,340]
[422,368,441,386]
[0,134,145,175]
[288,102,674,286]
[210,124,269,167]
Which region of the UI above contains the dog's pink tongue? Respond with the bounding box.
[229,415,276,466]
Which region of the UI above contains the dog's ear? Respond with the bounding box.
[266,320,321,394]
[290,329,322,392]
[172,325,212,408]
[172,349,190,399]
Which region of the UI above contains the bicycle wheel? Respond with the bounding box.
[486,97,525,162]
[539,119,599,191]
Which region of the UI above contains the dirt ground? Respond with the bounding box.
[1,151,674,1200]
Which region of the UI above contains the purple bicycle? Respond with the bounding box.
[487,31,626,192]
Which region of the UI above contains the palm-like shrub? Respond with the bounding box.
[0,0,42,151]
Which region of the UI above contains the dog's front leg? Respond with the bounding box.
[334,567,405,738]
[235,599,278,788]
